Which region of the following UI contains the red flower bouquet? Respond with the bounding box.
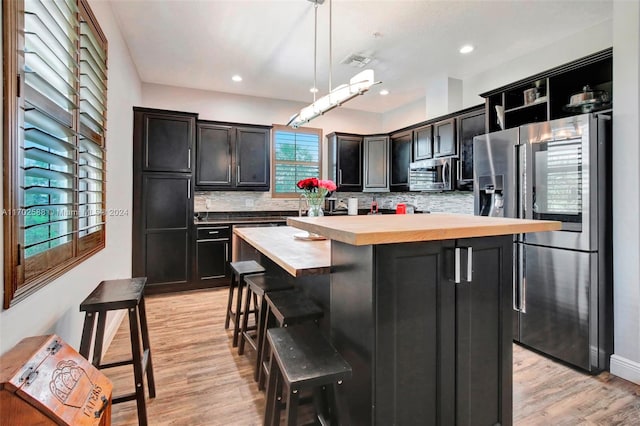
[296,178,336,216]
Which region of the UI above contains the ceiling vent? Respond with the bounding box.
[340,53,372,68]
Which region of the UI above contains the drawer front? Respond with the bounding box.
[197,226,230,240]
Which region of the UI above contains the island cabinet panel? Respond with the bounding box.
[375,241,455,425]
[330,235,512,425]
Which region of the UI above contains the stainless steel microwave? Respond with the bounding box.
[409,157,455,191]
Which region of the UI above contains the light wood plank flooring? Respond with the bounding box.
[104,288,640,425]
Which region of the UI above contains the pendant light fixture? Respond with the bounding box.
[287,0,380,128]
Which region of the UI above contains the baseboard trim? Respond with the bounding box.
[102,310,127,358]
[610,354,640,385]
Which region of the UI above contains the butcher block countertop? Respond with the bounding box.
[287,213,561,246]
[233,226,331,277]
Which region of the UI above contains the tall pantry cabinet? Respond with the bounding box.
[132,108,196,293]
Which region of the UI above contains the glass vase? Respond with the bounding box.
[307,203,324,217]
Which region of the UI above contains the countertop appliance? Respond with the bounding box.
[409,157,454,192]
[473,113,612,372]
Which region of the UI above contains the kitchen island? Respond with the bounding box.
[236,214,559,425]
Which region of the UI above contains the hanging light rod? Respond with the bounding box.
[287,0,381,128]
[287,70,380,128]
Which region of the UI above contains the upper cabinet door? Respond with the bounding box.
[337,135,363,191]
[196,123,233,187]
[143,113,195,172]
[414,125,433,160]
[457,109,486,188]
[434,118,456,157]
[235,127,270,189]
[363,136,389,192]
[390,131,413,192]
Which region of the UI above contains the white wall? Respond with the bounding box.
[142,83,383,135]
[462,19,613,107]
[381,96,427,133]
[0,1,142,354]
[610,0,640,384]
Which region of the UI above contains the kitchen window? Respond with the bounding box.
[3,0,107,308]
[271,125,322,197]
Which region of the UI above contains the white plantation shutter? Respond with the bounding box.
[272,125,322,196]
[4,0,107,308]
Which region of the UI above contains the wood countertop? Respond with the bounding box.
[287,213,561,246]
[233,226,330,277]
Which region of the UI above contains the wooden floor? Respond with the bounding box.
[104,288,640,426]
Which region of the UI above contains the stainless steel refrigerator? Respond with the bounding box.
[473,113,613,372]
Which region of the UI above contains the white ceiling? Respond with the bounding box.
[110,0,612,114]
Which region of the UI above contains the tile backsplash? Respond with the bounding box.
[195,191,474,215]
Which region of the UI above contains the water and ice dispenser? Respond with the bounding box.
[477,175,505,217]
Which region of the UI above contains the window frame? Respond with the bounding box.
[271,124,323,198]
[3,0,108,309]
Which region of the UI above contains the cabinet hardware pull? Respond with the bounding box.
[454,247,461,284]
[237,165,240,183]
[188,148,191,169]
[227,165,231,182]
[454,246,473,284]
[208,231,219,235]
[521,245,527,313]
[225,244,229,262]
[187,179,191,199]
[338,169,343,184]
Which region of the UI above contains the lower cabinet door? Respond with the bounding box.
[145,231,189,285]
[455,236,512,426]
[197,239,229,280]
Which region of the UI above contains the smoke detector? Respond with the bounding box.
[340,53,373,68]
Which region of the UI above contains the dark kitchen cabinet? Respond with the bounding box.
[389,130,412,191]
[456,108,486,190]
[141,111,194,172]
[413,124,433,160]
[331,235,512,425]
[433,118,456,157]
[133,107,196,294]
[196,124,233,187]
[138,173,192,288]
[482,48,612,132]
[327,133,363,191]
[363,135,389,192]
[195,122,270,191]
[196,225,230,283]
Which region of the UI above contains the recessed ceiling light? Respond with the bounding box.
[379,89,389,96]
[232,75,243,82]
[310,87,319,93]
[459,45,474,54]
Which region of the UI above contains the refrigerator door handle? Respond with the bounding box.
[520,244,527,313]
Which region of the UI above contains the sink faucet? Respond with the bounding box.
[298,194,307,217]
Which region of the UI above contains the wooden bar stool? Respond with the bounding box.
[258,289,324,389]
[79,277,155,426]
[226,260,266,347]
[263,325,352,426]
[237,274,293,356]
